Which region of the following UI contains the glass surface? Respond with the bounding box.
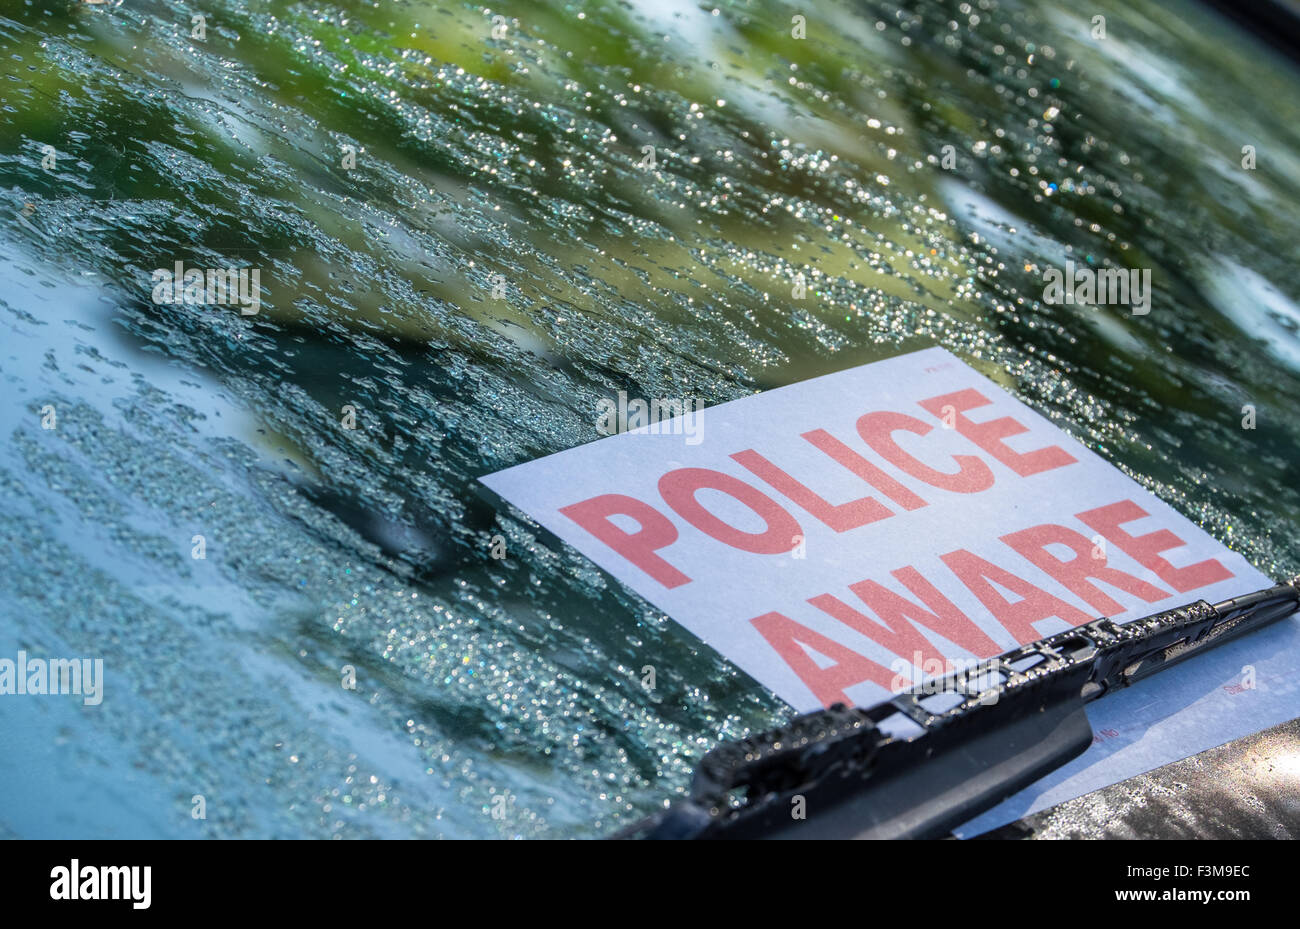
[1,0,1297,838]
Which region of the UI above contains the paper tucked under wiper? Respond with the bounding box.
[481,347,1296,832]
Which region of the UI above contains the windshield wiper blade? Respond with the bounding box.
[619,577,1300,840]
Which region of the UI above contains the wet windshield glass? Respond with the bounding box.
[2,0,1297,837]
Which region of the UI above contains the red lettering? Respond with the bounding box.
[857,411,994,493]
[808,590,947,669]
[658,468,801,554]
[869,567,1003,657]
[941,549,1093,642]
[809,567,1000,664]
[1076,500,1233,593]
[751,612,895,706]
[802,428,929,511]
[919,388,1076,477]
[731,448,893,532]
[559,493,690,589]
[1000,522,1170,614]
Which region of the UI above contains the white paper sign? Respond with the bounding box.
[482,346,1296,828]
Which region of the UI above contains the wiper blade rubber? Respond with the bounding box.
[623,577,1300,840]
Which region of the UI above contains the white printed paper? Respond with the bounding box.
[482,346,1298,831]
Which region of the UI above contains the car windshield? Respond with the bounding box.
[2,0,1298,838]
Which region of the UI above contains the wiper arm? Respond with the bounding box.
[620,577,1300,840]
